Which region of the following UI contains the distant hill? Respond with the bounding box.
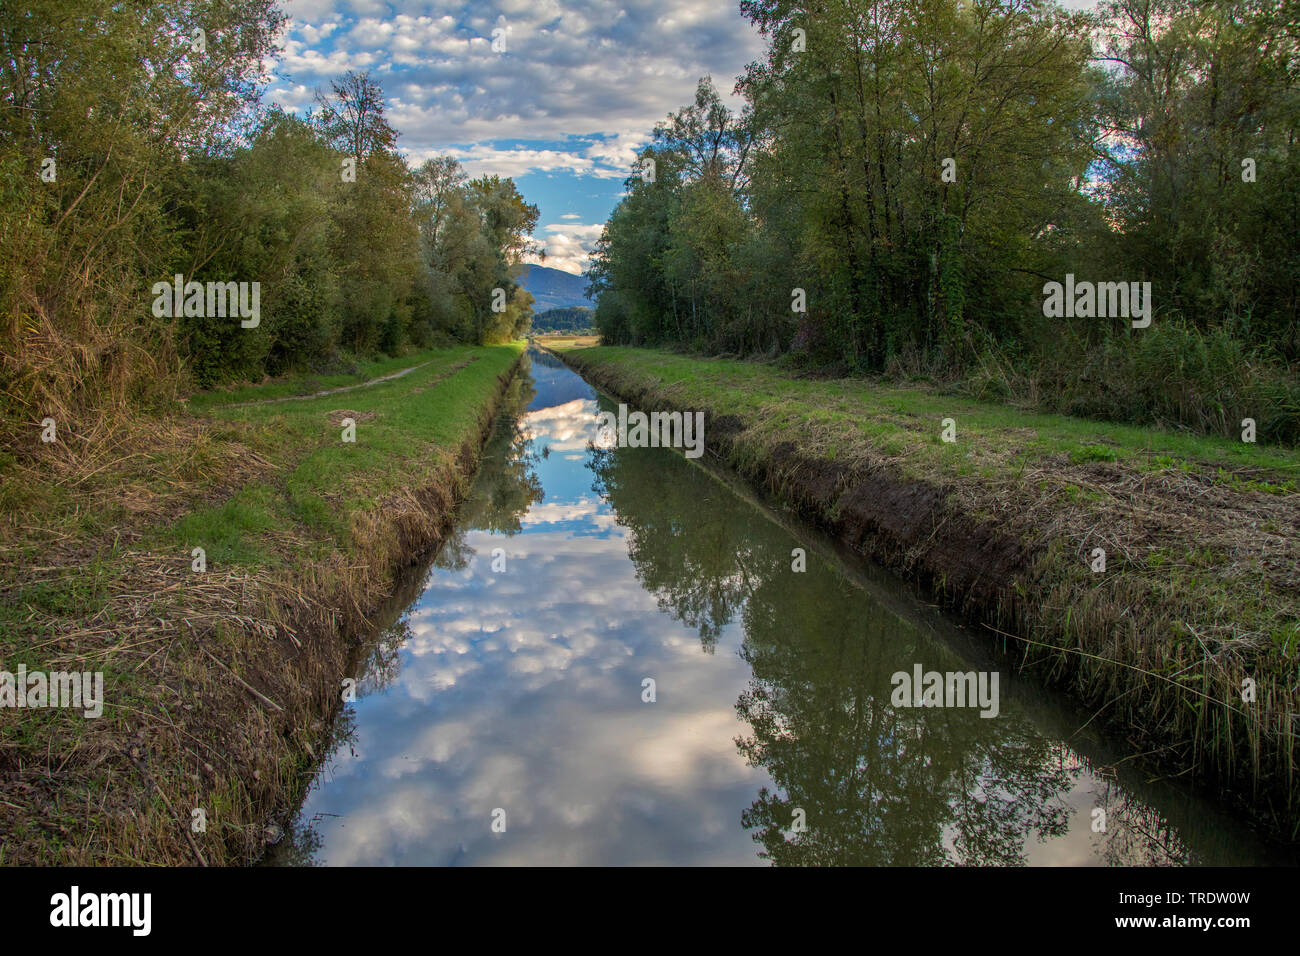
[516,263,594,311]
[532,306,594,332]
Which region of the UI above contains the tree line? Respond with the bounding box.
[1,0,537,454]
[588,0,1299,442]
[532,306,595,332]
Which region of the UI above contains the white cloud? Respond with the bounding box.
[581,131,650,174]
[271,1,765,279]
[450,144,597,179]
[525,223,605,274]
[271,1,763,151]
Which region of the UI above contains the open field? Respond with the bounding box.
[553,344,1300,840]
[0,343,524,864]
[531,334,600,350]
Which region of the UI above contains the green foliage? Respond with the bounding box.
[1095,0,1300,357]
[0,0,284,438]
[0,15,536,431]
[532,306,594,332]
[1023,322,1300,444]
[412,162,540,345]
[589,0,1300,443]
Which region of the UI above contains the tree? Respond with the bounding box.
[0,0,283,438]
[1095,0,1300,356]
[314,70,397,161]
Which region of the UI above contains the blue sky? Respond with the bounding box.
[272,0,1098,275]
[271,0,767,274]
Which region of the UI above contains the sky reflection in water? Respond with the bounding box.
[275,350,1284,867]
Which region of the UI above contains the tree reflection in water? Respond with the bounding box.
[271,364,546,863]
[273,358,1276,866]
[436,363,545,572]
[587,426,1222,865]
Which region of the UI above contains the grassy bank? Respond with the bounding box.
[0,341,524,865]
[553,343,1300,840]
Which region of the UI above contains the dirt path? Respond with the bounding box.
[219,361,433,408]
[0,345,522,865]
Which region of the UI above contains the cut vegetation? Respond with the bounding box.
[0,343,524,865]
[553,344,1300,842]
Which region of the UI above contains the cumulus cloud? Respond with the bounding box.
[270,1,764,276]
[440,144,600,179]
[525,223,606,275]
[271,1,762,171]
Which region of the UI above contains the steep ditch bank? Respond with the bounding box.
[552,344,1300,845]
[0,345,526,865]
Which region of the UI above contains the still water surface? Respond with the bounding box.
[272,349,1287,866]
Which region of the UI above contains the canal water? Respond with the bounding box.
[270,348,1288,866]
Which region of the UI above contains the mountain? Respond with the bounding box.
[515,263,595,311]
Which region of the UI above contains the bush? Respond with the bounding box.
[964,322,1300,445]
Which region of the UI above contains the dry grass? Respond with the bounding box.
[0,344,524,865]
[534,333,600,349]
[557,345,1300,841]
